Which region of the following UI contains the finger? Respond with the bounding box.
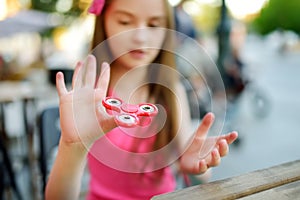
[207,148,221,167]
[72,61,83,89]
[95,62,110,98]
[99,117,117,134]
[195,112,215,139]
[56,72,67,96]
[84,55,97,87]
[198,160,208,174]
[228,131,239,144]
[218,139,229,157]
[74,61,85,89]
[219,131,238,145]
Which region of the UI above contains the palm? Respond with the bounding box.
[180,113,238,174]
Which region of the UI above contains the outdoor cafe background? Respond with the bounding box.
[1,0,300,199]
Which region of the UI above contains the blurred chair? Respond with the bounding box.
[0,102,23,200]
[0,137,23,200]
[37,106,60,193]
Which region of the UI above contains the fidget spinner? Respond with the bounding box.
[102,96,158,128]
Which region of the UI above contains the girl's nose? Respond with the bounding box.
[131,27,148,44]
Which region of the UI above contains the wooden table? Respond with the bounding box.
[152,160,300,200]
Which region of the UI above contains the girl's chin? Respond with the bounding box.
[125,61,149,69]
[123,58,153,68]
[114,54,157,69]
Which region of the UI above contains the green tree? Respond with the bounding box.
[31,0,86,17]
[252,0,300,35]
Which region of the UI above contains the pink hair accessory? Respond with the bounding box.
[88,0,105,15]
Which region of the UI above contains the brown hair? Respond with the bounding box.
[90,0,180,151]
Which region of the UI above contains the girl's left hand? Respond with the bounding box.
[179,112,238,174]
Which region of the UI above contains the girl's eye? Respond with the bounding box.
[148,23,160,28]
[148,19,166,28]
[118,20,131,25]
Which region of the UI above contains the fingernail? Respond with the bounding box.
[207,112,215,120]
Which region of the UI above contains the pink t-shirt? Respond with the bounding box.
[86,126,176,200]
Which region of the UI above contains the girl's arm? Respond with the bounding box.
[45,141,88,200]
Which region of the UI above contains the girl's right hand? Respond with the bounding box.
[56,55,116,149]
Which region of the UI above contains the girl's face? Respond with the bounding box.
[104,0,168,69]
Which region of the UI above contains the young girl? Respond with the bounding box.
[46,0,238,199]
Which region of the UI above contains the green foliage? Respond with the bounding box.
[252,0,300,35]
[31,0,59,13]
[31,0,83,16]
[30,0,87,39]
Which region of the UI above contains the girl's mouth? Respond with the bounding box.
[128,49,147,59]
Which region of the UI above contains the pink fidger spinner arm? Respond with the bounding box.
[102,97,158,128]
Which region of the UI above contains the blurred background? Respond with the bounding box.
[0,0,299,199]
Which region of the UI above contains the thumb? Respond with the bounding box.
[195,112,215,139]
